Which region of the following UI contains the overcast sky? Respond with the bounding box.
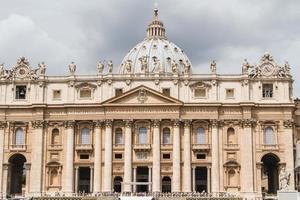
[0,0,299,97]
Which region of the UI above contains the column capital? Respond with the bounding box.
[183,119,192,128]
[283,119,294,129]
[0,121,7,130]
[124,119,133,128]
[210,119,219,127]
[152,119,161,128]
[240,118,256,128]
[32,120,44,129]
[93,120,104,128]
[64,120,75,128]
[105,119,113,127]
[173,119,180,127]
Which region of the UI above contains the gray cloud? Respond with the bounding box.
[0,0,299,96]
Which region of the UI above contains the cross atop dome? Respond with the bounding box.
[146,6,167,39]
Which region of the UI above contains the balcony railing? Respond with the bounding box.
[134,143,151,151]
[113,143,124,149]
[192,144,211,151]
[75,144,93,151]
[261,144,279,150]
[48,144,63,151]
[10,144,26,151]
[224,143,239,150]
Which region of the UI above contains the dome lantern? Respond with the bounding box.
[146,7,166,39]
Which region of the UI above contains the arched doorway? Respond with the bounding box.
[113,176,123,193]
[8,154,27,195]
[261,153,280,194]
[162,176,171,193]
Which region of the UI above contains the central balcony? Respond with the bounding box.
[134,143,151,151]
[192,143,211,152]
[75,144,93,152]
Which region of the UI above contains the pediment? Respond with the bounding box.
[102,85,183,106]
[189,81,211,88]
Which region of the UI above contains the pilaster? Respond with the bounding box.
[183,119,191,192]
[152,119,160,192]
[30,120,44,196]
[210,119,219,192]
[0,121,6,197]
[93,120,103,193]
[172,119,181,192]
[124,119,133,192]
[103,119,113,192]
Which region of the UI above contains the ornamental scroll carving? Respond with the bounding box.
[64,121,75,128]
[0,121,7,129]
[32,120,44,129]
[0,57,47,80]
[283,120,293,128]
[248,53,291,79]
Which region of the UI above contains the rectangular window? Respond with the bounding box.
[196,154,206,160]
[80,89,91,98]
[53,90,61,99]
[80,154,89,159]
[115,153,123,159]
[115,88,123,97]
[226,89,234,98]
[162,88,170,96]
[194,88,206,98]
[163,153,171,159]
[262,84,273,98]
[15,85,27,100]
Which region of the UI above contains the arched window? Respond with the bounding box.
[163,128,171,144]
[138,127,147,144]
[115,128,123,144]
[227,128,235,144]
[51,128,60,145]
[113,176,123,193]
[264,127,274,145]
[228,169,237,186]
[15,128,24,145]
[196,127,205,144]
[50,169,58,186]
[81,128,90,144]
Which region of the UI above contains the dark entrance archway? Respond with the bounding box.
[113,176,123,193]
[8,154,26,195]
[162,176,171,193]
[261,153,280,194]
[136,167,149,192]
[195,167,207,192]
[78,167,91,193]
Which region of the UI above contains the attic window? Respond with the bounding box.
[80,89,91,98]
[226,89,235,98]
[53,90,61,99]
[162,88,170,96]
[115,88,123,97]
[15,85,27,100]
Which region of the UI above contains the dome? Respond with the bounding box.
[119,8,192,75]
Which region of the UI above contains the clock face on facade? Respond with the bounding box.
[16,66,29,78]
[261,63,275,77]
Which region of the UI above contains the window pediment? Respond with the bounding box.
[189,81,211,89]
[75,82,97,89]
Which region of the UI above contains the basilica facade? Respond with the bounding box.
[0,8,298,199]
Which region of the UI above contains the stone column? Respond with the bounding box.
[90,167,94,193]
[124,120,133,192]
[283,120,295,190]
[149,167,152,192]
[256,163,262,193]
[0,122,6,197]
[30,120,44,196]
[183,120,191,192]
[133,167,137,192]
[207,166,211,193]
[172,120,181,192]
[210,119,219,192]
[192,166,196,192]
[64,121,75,194]
[240,119,254,193]
[2,164,9,198]
[74,167,78,193]
[152,119,161,192]
[93,121,102,193]
[103,120,113,192]
[25,164,31,196]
